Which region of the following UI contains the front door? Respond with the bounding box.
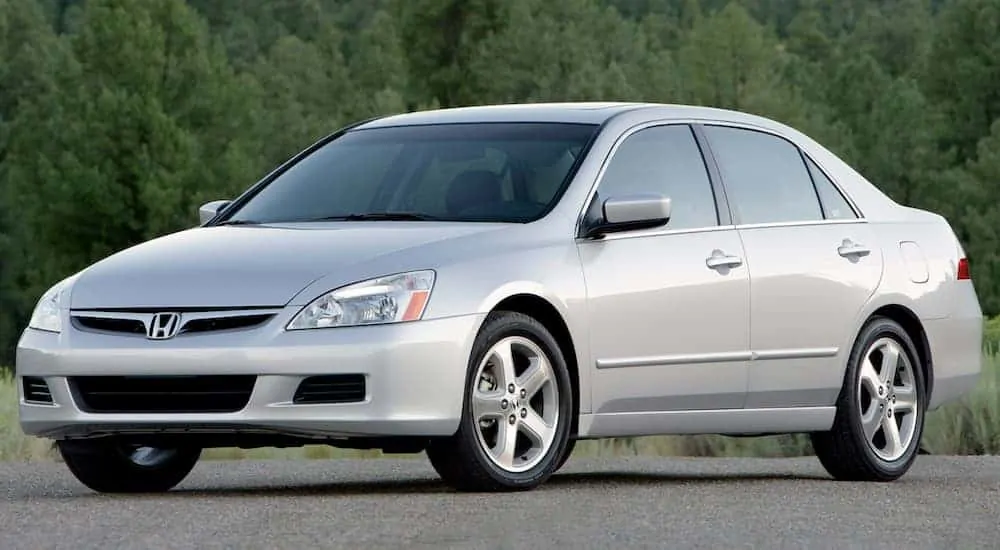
[577,123,752,421]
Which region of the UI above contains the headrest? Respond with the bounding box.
[445,170,503,215]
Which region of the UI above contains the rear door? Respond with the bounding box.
[698,124,883,409]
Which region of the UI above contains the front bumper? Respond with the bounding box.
[15,310,485,440]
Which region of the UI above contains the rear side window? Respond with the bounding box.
[804,155,858,220]
[703,125,823,225]
[595,124,719,230]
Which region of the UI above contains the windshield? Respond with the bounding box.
[220,122,599,224]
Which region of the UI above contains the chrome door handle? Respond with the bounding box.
[837,239,870,258]
[706,250,743,269]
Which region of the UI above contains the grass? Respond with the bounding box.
[0,372,58,461]
[3,347,999,462]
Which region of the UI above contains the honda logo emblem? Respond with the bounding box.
[147,313,182,340]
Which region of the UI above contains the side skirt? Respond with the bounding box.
[577,406,836,438]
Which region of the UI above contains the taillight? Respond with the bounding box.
[957,257,971,280]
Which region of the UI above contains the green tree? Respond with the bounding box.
[346,9,410,118]
[395,0,507,107]
[249,24,354,164]
[943,120,1000,314]
[925,0,1000,160]
[461,0,660,103]
[672,1,826,136]
[2,0,1000,363]
[0,0,74,362]
[3,0,260,333]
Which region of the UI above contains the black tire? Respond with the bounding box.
[427,311,574,492]
[811,316,927,481]
[58,439,201,493]
[554,437,577,472]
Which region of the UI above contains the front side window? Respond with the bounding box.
[592,124,719,230]
[702,125,823,225]
[221,123,598,224]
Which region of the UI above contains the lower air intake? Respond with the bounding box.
[71,375,257,413]
[293,374,366,404]
[22,377,53,404]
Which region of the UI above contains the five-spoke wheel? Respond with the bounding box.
[470,335,561,473]
[427,311,573,491]
[856,337,919,462]
[812,316,926,481]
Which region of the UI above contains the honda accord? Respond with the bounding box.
[16,102,983,492]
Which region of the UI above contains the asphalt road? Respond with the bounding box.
[2,455,999,549]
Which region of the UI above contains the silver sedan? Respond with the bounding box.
[16,102,983,493]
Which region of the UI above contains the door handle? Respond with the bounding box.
[706,249,743,270]
[837,239,871,258]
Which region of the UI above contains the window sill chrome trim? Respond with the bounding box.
[733,218,868,231]
[575,218,869,243]
[576,224,737,242]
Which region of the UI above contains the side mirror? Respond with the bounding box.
[583,193,671,238]
[199,200,231,225]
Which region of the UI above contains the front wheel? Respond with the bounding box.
[554,438,577,472]
[811,316,926,481]
[58,439,201,493]
[427,311,574,492]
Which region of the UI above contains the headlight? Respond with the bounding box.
[28,278,73,333]
[287,270,435,330]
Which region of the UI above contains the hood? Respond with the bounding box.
[69,222,506,309]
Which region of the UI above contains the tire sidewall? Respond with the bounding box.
[844,318,926,476]
[460,312,573,488]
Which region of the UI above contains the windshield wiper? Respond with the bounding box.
[216,219,261,226]
[302,212,442,222]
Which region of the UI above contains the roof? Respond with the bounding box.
[353,101,785,132]
[355,102,652,128]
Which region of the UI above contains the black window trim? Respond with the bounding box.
[693,121,866,227]
[575,121,733,240]
[799,150,863,220]
[207,116,383,227]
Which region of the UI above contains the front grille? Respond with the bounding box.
[22,377,53,404]
[293,374,366,404]
[71,312,274,337]
[182,314,273,334]
[74,316,146,335]
[71,375,257,413]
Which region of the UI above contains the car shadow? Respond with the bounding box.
[550,470,832,485]
[150,469,833,498]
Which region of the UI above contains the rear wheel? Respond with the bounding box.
[58,439,201,493]
[811,317,926,481]
[427,311,573,491]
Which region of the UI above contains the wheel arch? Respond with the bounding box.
[862,303,934,404]
[488,293,581,437]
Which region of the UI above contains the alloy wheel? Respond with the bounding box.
[856,337,919,462]
[470,335,560,473]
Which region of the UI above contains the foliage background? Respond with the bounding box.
[2,0,1000,361]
